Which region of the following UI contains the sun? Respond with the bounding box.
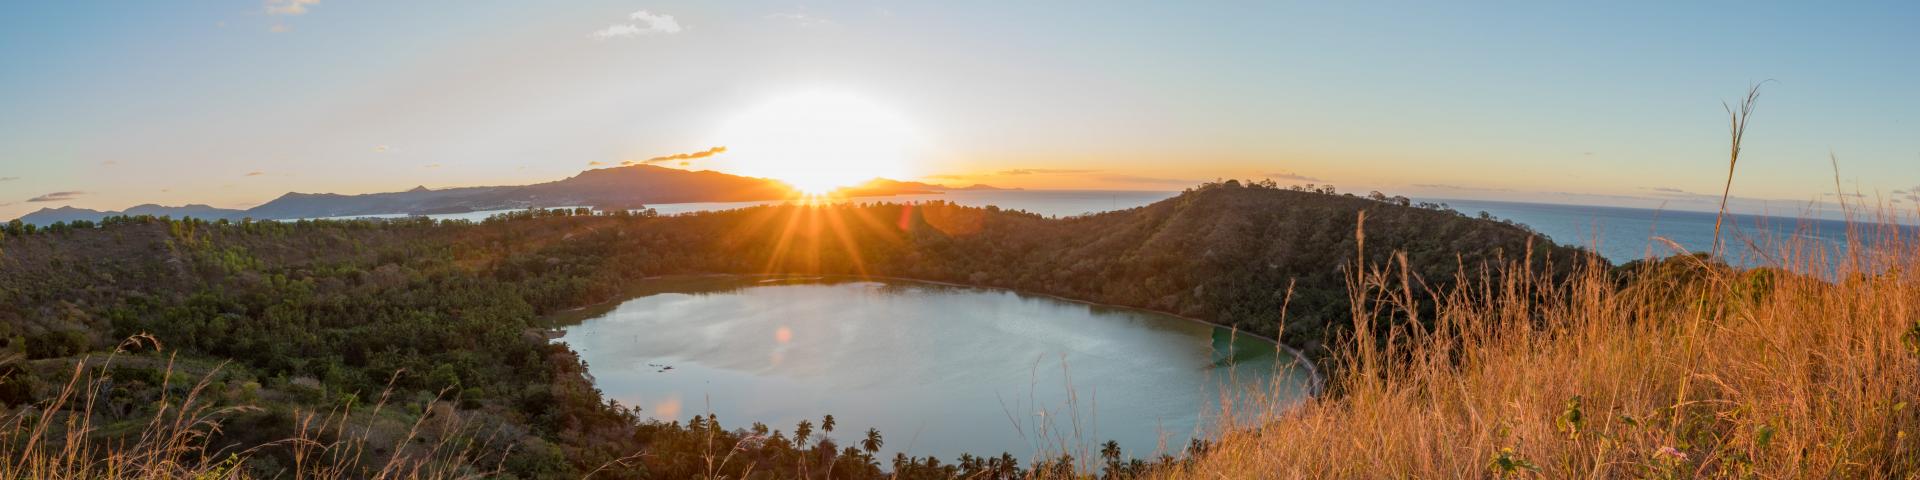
[712,90,920,194]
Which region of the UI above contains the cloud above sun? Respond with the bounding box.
[643,146,725,164]
[593,10,683,38]
[615,147,729,166]
[28,191,85,203]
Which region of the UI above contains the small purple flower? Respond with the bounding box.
[1655,446,1688,461]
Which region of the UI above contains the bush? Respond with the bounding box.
[25,330,89,359]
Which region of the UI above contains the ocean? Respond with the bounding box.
[337,189,1911,269]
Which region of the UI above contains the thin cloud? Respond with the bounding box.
[265,0,319,16]
[1265,171,1320,182]
[588,161,608,166]
[1413,183,1515,192]
[424,163,442,168]
[0,177,18,182]
[768,13,834,28]
[373,145,391,153]
[245,171,265,177]
[1097,174,1199,186]
[28,191,85,203]
[643,146,726,164]
[1647,187,1690,194]
[593,10,683,38]
[997,168,1095,176]
[924,174,971,180]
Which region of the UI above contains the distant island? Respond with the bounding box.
[10,165,1011,225]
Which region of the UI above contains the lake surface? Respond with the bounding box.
[553,276,1314,462]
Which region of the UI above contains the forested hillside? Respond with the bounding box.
[0,181,1598,478]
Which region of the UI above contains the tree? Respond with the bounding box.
[821,414,836,437]
[795,419,814,445]
[861,428,884,456]
[1100,440,1123,478]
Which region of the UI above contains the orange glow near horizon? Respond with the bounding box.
[710,90,922,194]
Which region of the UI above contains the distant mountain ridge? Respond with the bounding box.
[15,204,250,225]
[13,165,1004,225]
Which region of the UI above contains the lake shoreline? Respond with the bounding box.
[558,272,1326,394]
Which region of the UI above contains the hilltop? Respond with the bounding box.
[12,165,1008,225]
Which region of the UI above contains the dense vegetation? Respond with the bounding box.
[0,181,1594,478]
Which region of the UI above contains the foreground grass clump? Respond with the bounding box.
[1157,218,1920,478]
[0,336,502,480]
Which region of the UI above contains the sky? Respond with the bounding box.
[2,1,1917,221]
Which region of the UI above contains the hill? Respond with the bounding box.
[240,165,801,219]
[0,180,1595,478]
[13,165,1011,225]
[16,204,249,226]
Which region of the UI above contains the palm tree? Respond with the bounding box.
[820,414,838,478]
[794,419,815,476]
[861,427,884,456]
[957,453,980,476]
[1101,440,1123,478]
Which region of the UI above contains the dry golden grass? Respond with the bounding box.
[1153,207,1920,478]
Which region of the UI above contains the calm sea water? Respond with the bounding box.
[307,190,1175,222]
[640,190,1181,218]
[321,189,1907,267]
[554,277,1314,462]
[1435,199,1916,266]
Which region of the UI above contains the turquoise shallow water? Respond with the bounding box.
[554,276,1315,462]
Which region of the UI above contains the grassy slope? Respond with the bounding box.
[1153,222,1920,478]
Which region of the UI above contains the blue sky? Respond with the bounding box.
[1,1,1917,220]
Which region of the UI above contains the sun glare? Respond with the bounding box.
[713,90,920,194]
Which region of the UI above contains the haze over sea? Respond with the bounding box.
[374,189,1908,268]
